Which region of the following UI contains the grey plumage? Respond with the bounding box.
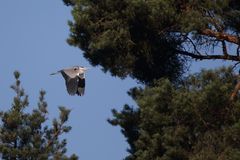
[51,66,89,96]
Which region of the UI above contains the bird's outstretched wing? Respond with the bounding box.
[77,76,85,96]
[62,68,78,78]
[61,71,78,95]
[66,77,79,95]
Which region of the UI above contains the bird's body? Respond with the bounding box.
[51,66,89,96]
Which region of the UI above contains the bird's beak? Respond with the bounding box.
[83,67,90,71]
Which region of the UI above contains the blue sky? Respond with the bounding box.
[0,1,235,160]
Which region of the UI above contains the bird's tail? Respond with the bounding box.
[50,71,61,75]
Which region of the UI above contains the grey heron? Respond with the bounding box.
[51,66,89,96]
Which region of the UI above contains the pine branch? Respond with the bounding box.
[200,29,240,45]
[177,50,240,61]
[206,10,224,32]
[230,81,240,101]
[46,124,63,148]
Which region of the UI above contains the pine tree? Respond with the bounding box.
[109,67,240,160]
[63,0,186,84]
[0,71,78,160]
[62,1,240,159]
[63,0,240,84]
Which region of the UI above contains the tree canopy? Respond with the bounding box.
[0,71,78,160]
[63,1,240,159]
[109,67,240,160]
[64,0,240,84]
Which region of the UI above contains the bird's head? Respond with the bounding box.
[73,66,89,74]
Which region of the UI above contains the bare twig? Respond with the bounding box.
[222,40,228,56]
[177,50,240,61]
[185,36,202,55]
[237,45,240,57]
[231,62,240,71]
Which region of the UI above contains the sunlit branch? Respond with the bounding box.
[200,29,240,45]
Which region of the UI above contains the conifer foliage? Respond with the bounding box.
[63,0,240,159]
[63,0,186,84]
[0,71,78,159]
[109,67,240,160]
[63,0,240,84]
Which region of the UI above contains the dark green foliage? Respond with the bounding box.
[0,71,78,160]
[62,1,240,159]
[63,0,240,84]
[108,105,140,159]
[63,0,188,84]
[109,67,240,160]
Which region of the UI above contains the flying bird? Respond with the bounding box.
[51,66,89,96]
